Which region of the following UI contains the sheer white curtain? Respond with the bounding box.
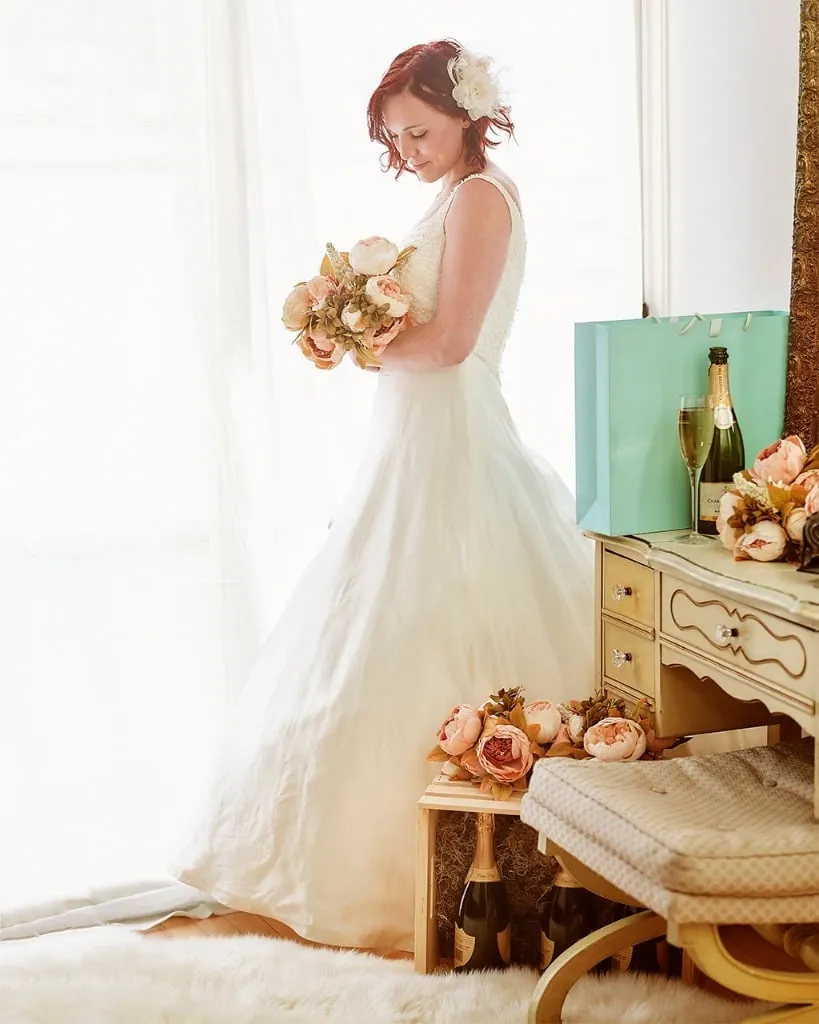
[0,0,640,925]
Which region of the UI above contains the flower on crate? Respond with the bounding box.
[281,237,414,371]
[427,687,683,800]
[715,434,819,564]
[437,704,484,756]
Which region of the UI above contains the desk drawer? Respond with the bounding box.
[661,577,815,693]
[602,552,655,630]
[602,619,656,697]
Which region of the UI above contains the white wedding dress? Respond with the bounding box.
[172,173,594,951]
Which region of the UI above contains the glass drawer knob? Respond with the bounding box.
[715,624,738,642]
[612,584,632,601]
[611,648,632,669]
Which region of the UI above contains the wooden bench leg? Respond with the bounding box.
[414,805,439,973]
[528,910,666,1024]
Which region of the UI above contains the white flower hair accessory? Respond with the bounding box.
[447,48,502,121]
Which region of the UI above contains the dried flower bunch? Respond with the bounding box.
[428,687,681,801]
[281,236,415,370]
[717,435,819,562]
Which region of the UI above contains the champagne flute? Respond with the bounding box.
[677,395,715,545]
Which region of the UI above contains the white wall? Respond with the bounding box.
[661,0,800,314]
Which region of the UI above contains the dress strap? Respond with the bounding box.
[442,173,522,225]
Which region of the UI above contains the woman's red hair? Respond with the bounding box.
[367,39,515,177]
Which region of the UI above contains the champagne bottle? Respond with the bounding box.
[540,865,600,971]
[699,346,745,535]
[454,813,511,972]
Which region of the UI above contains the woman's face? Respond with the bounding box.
[381,90,466,184]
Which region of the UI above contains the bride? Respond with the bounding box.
[172,39,594,953]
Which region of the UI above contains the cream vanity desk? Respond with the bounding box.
[590,531,819,813]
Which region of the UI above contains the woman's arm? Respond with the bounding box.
[379,178,512,371]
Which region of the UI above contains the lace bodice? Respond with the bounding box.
[393,173,525,375]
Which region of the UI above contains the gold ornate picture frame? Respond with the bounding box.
[785,0,819,447]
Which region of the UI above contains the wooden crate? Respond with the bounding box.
[415,774,523,974]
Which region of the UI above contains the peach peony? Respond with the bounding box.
[341,304,366,333]
[785,506,808,544]
[437,704,483,756]
[349,236,399,276]
[751,435,807,485]
[583,717,646,762]
[716,490,744,552]
[733,520,788,562]
[794,469,819,494]
[297,329,345,370]
[523,700,562,744]
[306,275,333,308]
[364,275,411,318]
[367,314,408,356]
[807,483,819,518]
[281,283,311,330]
[477,723,533,783]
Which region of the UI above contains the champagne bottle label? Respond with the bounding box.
[713,403,735,429]
[498,924,512,965]
[699,481,732,522]
[454,926,475,967]
[613,946,633,971]
[541,932,555,970]
[468,866,501,883]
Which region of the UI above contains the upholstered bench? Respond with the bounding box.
[520,739,819,1024]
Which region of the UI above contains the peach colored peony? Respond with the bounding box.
[297,329,345,370]
[306,275,333,308]
[341,304,366,333]
[477,723,533,783]
[437,704,483,756]
[807,483,819,518]
[349,236,399,276]
[567,714,586,744]
[733,520,788,562]
[364,275,411,318]
[523,700,562,744]
[751,435,807,485]
[583,717,646,762]
[794,469,819,494]
[716,491,744,552]
[785,506,808,544]
[281,283,311,330]
[367,314,408,356]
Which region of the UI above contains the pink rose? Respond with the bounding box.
[807,483,819,518]
[477,723,533,783]
[437,704,483,756]
[716,491,744,552]
[297,329,345,370]
[363,275,411,318]
[583,717,646,762]
[306,275,333,308]
[785,506,808,544]
[349,236,399,276]
[752,435,807,485]
[733,520,788,562]
[523,700,562,744]
[281,283,311,330]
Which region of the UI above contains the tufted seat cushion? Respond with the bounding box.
[520,739,819,924]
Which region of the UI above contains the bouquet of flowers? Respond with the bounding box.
[716,435,819,562]
[428,687,680,801]
[281,236,414,370]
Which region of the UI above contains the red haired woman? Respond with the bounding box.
[174,39,593,954]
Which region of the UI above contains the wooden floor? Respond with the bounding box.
[144,911,412,961]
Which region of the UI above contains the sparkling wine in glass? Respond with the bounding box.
[677,395,715,545]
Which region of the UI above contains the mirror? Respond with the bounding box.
[785,0,819,447]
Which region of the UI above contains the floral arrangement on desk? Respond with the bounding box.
[281,236,414,370]
[717,435,819,562]
[427,687,680,801]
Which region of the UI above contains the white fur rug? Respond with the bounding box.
[0,928,773,1023]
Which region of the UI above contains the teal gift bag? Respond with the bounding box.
[574,310,788,536]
